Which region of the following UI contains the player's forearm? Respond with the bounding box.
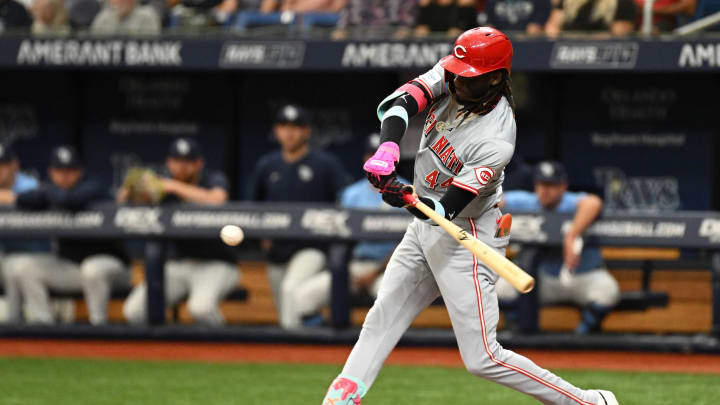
[406,185,476,222]
[566,195,603,238]
[544,9,564,37]
[165,181,227,205]
[379,93,420,145]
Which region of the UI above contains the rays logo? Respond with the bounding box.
[699,219,720,243]
[454,45,467,59]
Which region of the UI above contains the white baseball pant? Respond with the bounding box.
[496,268,620,307]
[338,211,604,405]
[123,259,238,325]
[279,259,385,329]
[2,253,128,324]
[266,248,327,330]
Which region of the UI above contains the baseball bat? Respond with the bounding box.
[402,190,535,294]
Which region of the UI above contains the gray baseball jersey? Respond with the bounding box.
[324,64,605,405]
[412,62,515,218]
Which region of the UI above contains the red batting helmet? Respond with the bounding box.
[439,27,513,78]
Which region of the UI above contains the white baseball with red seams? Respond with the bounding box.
[322,62,608,405]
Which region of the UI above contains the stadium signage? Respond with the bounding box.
[508,215,547,242]
[171,210,292,230]
[114,207,164,234]
[301,209,351,237]
[550,42,638,69]
[361,215,412,233]
[0,206,715,248]
[16,39,182,66]
[219,41,305,68]
[0,211,103,229]
[678,43,720,68]
[586,220,686,238]
[699,218,720,243]
[341,42,452,68]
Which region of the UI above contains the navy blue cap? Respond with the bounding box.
[49,145,82,168]
[168,138,203,160]
[275,104,310,126]
[0,143,17,163]
[534,161,567,184]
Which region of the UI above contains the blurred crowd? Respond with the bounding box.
[0,0,705,36]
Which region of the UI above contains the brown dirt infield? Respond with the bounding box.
[0,339,718,374]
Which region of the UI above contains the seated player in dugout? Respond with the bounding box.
[498,161,620,334]
[0,143,50,256]
[279,134,405,328]
[120,138,239,325]
[4,145,131,325]
[322,28,619,405]
[249,104,351,330]
[0,143,51,322]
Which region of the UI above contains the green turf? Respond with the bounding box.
[0,357,718,404]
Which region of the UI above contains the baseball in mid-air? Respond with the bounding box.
[220,225,244,246]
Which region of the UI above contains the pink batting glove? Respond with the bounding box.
[363,141,400,176]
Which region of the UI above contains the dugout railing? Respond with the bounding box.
[0,204,718,337]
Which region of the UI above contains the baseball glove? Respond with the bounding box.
[122,167,165,204]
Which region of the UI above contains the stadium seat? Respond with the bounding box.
[0,286,249,323]
[300,12,340,33]
[233,11,296,33]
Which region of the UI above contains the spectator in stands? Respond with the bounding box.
[544,0,635,36]
[0,0,33,33]
[497,161,620,334]
[249,104,351,330]
[121,138,239,326]
[66,0,101,29]
[260,0,345,12]
[90,0,161,35]
[414,0,477,37]
[31,0,70,34]
[633,0,695,31]
[3,146,131,325]
[277,134,398,327]
[232,0,343,31]
[332,0,418,39]
[485,0,551,34]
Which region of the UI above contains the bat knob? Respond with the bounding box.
[401,185,419,206]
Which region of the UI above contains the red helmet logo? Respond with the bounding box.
[440,27,513,78]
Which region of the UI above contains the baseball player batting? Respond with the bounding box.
[321,27,619,405]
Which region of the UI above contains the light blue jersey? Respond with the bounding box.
[503,191,604,276]
[340,179,406,261]
[2,172,50,253]
[12,172,39,194]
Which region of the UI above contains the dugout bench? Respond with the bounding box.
[0,283,249,323]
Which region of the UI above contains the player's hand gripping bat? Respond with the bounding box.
[401,186,535,294]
